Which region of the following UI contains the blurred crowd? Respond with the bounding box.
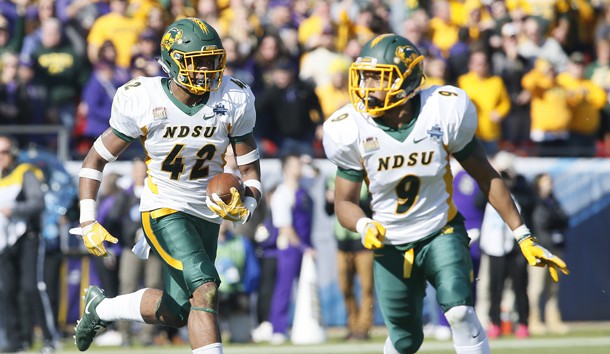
[0,140,574,351]
[0,0,609,159]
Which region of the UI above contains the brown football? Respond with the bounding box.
[207,173,245,204]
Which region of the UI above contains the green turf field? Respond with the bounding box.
[32,322,610,354]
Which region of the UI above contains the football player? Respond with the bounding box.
[71,18,263,354]
[322,33,569,354]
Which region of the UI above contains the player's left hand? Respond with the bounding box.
[518,236,569,282]
[206,187,250,223]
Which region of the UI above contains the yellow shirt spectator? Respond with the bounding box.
[521,59,571,140]
[315,58,350,119]
[458,52,511,143]
[556,56,608,135]
[506,0,570,25]
[127,0,157,26]
[218,6,263,38]
[428,18,459,56]
[298,0,341,51]
[429,0,459,56]
[87,0,144,68]
[451,0,492,28]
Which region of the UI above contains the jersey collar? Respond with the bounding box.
[162,78,209,116]
[374,95,421,143]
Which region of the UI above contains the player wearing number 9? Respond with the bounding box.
[322,33,568,354]
[71,18,262,354]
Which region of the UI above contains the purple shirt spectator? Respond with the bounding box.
[81,61,118,139]
[453,169,484,231]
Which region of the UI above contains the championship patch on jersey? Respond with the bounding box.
[213,103,228,116]
[427,124,443,141]
[363,136,380,152]
[153,107,167,119]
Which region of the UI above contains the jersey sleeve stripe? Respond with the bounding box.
[112,128,137,142]
[337,167,364,182]
[229,132,253,144]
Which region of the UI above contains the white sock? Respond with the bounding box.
[454,340,490,354]
[97,289,146,323]
[445,306,490,354]
[383,336,400,354]
[192,343,223,354]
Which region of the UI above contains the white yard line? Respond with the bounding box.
[59,336,610,354]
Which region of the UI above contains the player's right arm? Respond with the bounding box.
[334,173,385,249]
[333,174,365,228]
[322,108,385,249]
[73,129,131,257]
[73,80,145,256]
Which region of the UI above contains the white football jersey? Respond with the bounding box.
[109,75,256,223]
[323,85,478,244]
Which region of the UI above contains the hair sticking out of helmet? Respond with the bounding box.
[348,34,425,117]
[159,18,227,95]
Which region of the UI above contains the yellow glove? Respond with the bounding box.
[519,236,570,282]
[356,218,386,249]
[206,187,255,224]
[76,222,119,257]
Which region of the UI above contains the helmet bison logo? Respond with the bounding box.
[394,46,418,66]
[161,28,183,51]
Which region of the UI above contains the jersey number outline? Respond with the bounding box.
[395,174,421,214]
[438,90,457,97]
[230,77,246,89]
[124,78,142,90]
[161,144,217,180]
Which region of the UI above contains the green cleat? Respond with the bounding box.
[74,286,107,351]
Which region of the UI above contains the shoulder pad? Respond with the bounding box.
[219,75,254,105]
[422,85,469,116]
[115,77,152,117]
[323,104,360,147]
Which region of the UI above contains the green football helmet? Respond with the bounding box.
[349,33,425,117]
[159,18,226,95]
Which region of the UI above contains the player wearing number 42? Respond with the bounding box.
[322,33,569,354]
[70,18,262,354]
